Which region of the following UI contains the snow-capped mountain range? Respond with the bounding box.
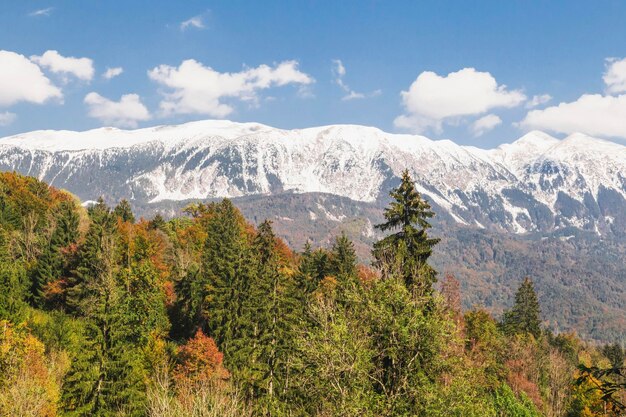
[0,119,624,236]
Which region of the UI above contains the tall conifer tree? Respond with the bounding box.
[202,199,254,362]
[62,199,146,416]
[502,277,542,338]
[31,200,79,306]
[373,169,440,296]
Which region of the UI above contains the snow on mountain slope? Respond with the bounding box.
[0,120,624,235]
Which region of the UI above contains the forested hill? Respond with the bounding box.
[0,170,624,416]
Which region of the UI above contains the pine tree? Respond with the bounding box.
[0,262,29,323]
[602,342,625,369]
[113,199,135,223]
[373,169,440,296]
[502,277,542,339]
[202,199,254,362]
[31,200,80,307]
[298,243,333,293]
[65,199,115,312]
[149,213,166,231]
[242,220,301,413]
[62,200,147,416]
[330,232,358,281]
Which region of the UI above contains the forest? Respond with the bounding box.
[0,169,624,417]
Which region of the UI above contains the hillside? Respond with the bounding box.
[1,120,625,342]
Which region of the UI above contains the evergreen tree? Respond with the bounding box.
[298,243,333,292]
[202,199,254,362]
[170,263,201,340]
[602,342,625,369]
[62,200,146,416]
[0,262,29,323]
[149,213,166,231]
[243,220,301,413]
[65,199,115,312]
[113,199,135,223]
[31,200,80,307]
[502,277,542,339]
[373,169,440,296]
[329,232,358,281]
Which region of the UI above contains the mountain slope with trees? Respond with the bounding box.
[0,170,624,416]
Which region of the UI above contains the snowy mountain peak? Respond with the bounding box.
[0,120,624,236]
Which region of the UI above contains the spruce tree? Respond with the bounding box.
[149,213,166,231]
[113,199,135,223]
[202,199,254,362]
[502,277,542,339]
[602,342,625,369]
[65,199,115,312]
[373,169,440,296]
[244,220,301,413]
[0,262,29,323]
[62,200,146,416]
[31,200,79,307]
[330,232,358,281]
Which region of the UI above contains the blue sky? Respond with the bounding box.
[1,1,626,147]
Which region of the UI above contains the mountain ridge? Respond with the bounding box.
[0,120,624,236]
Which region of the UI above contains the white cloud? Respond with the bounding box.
[526,94,552,108]
[29,7,54,17]
[470,114,502,137]
[84,92,150,128]
[342,91,365,101]
[103,67,124,79]
[332,59,379,101]
[180,15,205,31]
[0,50,62,107]
[520,94,626,139]
[31,50,94,81]
[394,68,526,133]
[148,59,314,117]
[0,112,16,126]
[604,57,626,94]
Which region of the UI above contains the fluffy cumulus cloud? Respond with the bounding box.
[520,94,626,139]
[603,57,626,94]
[519,57,626,139]
[84,92,150,128]
[31,50,94,81]
[148,59,314,117]
[103,67,124,79]
[470,114,502,137]
[0,112,16,126]
[0,50,62,106]
[394,68,526,133]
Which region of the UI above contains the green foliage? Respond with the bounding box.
[602,342,625,369]
[113,199,135,223]
[31,200,80,307]
[373,169,440,296]
[0,262,29,323]
[296,292,378,416]
[502,277,542,339]
[202,199,254,361]
[240,220,301,414]
[492,384,543,417]
[329,232,358,280]
[0,172,622,417]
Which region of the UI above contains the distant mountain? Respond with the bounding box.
[1,120,625,341]
[0,120,624,237]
